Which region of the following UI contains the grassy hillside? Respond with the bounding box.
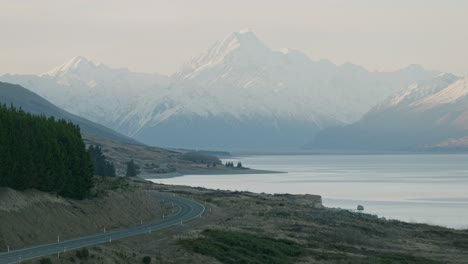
[15,179,467,264]
[0,177,164,250]
[83,134,265,177]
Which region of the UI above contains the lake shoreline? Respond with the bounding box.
[140,167,286,179]
[152,153,468,229]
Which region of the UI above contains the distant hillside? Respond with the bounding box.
[308,74,468,151]
[0,82,140,145]
[82,133,246,177]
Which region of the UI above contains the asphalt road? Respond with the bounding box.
[0,192,205,264]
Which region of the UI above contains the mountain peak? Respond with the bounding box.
[224,29,266,49]
[175,30,270,79]
[42,56,97,77]
[198,29,267,56]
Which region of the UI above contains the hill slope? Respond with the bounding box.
[0,82,140,145]
[308,74,468,151]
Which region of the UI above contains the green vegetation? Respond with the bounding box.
[0,105,93,199]
[142,256,152,264]
[225,161,243,168]
[125,159,140,177]
[88,145,116,177]
[181,151,222,165]
[39,258,52,264]
[75,247,90,259]
[179,229,304,264]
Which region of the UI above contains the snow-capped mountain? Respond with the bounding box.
[1,56,169,134]
[308,74,468,151]
[0,30,440,150]
[173,30,439,124]
[371,73,459,112]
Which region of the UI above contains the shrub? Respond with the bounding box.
[142,256,152,264]
[76,247,90,259]
[39,258,52,264]
[179,229,304,264]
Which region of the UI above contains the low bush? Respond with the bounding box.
[179,229,304,264]
[142,256,152,264]
[39,258,52,264]
[76,247,89,259]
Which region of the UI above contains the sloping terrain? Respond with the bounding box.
[82,133,272,177]
[308,74,468,151]
[0,177,163,250]
[17,180,468,264]
[0,30,439,150]
[82,133,191,176]
[0,82,139,145]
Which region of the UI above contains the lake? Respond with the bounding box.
[152,154,468,229]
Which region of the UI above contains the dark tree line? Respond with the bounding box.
[87,145,116,177]
[0,105,93,199]
[225,161,243,168]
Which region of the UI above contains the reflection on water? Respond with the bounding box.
[153,154,468,229]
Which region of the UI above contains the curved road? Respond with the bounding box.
[0,193,205,264]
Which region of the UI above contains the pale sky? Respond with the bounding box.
[1,0,467,76]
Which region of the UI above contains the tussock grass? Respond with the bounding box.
[180,229,304,264]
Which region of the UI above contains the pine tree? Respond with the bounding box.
[125,159,139,177]
[87,145,116,177]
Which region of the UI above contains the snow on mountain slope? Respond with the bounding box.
[173,30,439,124]
[308,74,468,151]
[371,73,459,113]
[0,56,170,133]
[0,81,140,145]
[413,76,468,110]
[368,73,467,115]
[0,30,441,149]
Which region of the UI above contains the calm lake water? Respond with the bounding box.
[153,154,468,229]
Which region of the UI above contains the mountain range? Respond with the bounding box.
[0,30,442,150]
[308,73,468,151]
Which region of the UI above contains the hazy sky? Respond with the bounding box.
[1,0,467,76]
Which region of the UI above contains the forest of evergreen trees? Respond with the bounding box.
[0,105,93,199]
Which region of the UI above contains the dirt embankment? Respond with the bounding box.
[0,178,163,250]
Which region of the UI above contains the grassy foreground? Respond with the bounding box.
[17,178,468,264]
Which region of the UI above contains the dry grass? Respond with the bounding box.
[11,178,468,264]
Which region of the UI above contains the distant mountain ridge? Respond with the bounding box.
[173,30,438,124]
[308,73,468,151]
[0,30,440,150]
[0,82,140,145]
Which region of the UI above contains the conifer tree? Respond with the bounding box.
[87,145,116,177]
[125,159,139,177]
